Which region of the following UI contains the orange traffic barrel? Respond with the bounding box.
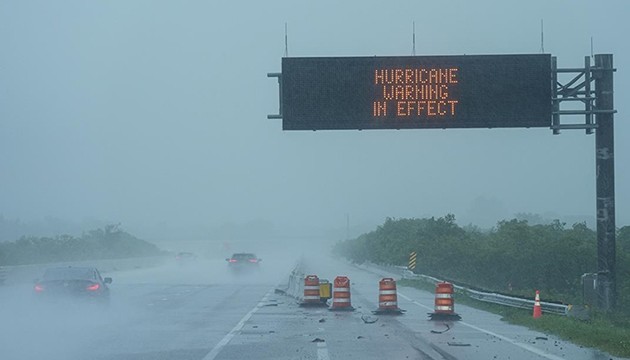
[429,282,460,320]
[329,276,354,311]
[300,275,326,307]
[373,278,404,314]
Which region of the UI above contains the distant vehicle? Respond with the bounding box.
[33,266,112,302]
[226,253,261,272]
[175,251,197,265]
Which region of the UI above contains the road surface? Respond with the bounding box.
[0,254,623,360]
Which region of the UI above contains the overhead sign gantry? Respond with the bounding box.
[268,53,617,311]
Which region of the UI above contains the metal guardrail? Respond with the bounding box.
[363,262,569,316]
[467,290,568,315]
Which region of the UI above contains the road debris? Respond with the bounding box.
[430,324,451,334]
[361,314,378,324]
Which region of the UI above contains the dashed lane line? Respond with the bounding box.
[202,290,272,360]
[317,341,331,360]
[398,292,565,360]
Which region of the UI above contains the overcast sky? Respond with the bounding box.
[1,0,628,240]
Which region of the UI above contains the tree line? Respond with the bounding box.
[333,215,630,309]
[0,224,163,266]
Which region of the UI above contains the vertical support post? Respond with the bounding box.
[551,57,560,135]
[594,54,616,311]
[584,56,594,135]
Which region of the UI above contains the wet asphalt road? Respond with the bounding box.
[0,256,624,360]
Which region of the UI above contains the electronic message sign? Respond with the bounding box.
[281,54,551,130]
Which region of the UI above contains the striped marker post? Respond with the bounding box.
[408,251,417,271]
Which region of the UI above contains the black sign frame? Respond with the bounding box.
[281,54,552,131]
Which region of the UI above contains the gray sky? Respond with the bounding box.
[1,0,628,240]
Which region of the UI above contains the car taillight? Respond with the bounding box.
[34,284,44,292]
[228,259,237,263]
[248,259,258,263]
[86,283,100,291]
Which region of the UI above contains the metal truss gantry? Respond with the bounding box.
[553,54,617,311]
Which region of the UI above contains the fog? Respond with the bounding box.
[1,0,628,241]
[0,248,308,360]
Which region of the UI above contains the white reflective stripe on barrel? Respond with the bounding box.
[435,305,453,311]
[379,290,397,295]
[333,288,349,292]
[435,293,453,299]
[333,298,351,303]
[304,286,320,290]
[379,301,397,306]
[303,296,320,300]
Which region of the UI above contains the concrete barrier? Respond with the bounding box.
[276,260,305,301]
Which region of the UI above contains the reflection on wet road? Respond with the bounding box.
[0,256,624,360]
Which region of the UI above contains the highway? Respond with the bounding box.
[0,254,623,360]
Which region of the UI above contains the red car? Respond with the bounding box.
[226,253,261,272]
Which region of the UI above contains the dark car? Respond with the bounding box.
[34,266,112,302]
[226,253,261,272]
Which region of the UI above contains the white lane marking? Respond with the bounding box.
[398,292,566,360]
[317,341,330,360]
[202,290,271,360]
[398,292,431,311]
[458,321,565,360]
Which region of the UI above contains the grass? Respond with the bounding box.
[398,278,630,357]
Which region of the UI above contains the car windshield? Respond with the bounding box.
[43,267,96,281]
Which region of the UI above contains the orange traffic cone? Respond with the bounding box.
[533,290,542,318]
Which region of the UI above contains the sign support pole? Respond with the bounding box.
[594,54,616,311]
